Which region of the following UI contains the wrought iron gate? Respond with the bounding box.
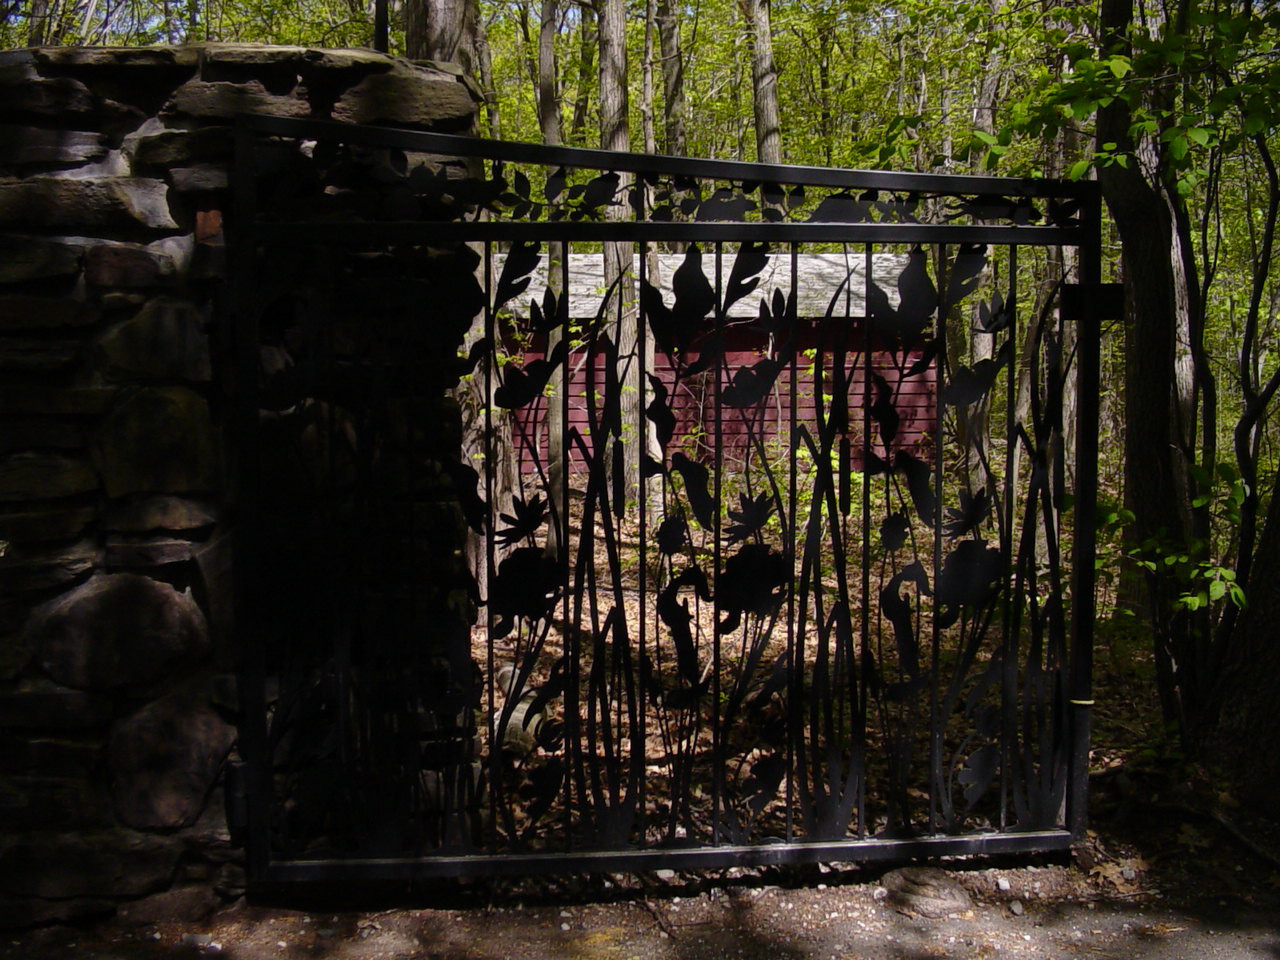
[230,114,1106,883]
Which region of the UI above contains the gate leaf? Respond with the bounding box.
[743,754,787,816]
[645,373,677,448]
[868,371,900,445]
[724,241,770,312]
[672,246,718,334]
[944,243,988,310]
[493,338,567,409]
[935,539,1004,627]
[490,547,561,637]
[943,488,991,539]
[806,191,872,223]
[879,560,931,681]
[717,543,788,634]
[671,452,717,529]
[880,511,910,553]
[657,567,713,686]
[657,515,688,555]
[894,450,936,526]
[722,355,786,408]
[494,240,541,309]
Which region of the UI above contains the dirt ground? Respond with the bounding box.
[5,784,1279,960]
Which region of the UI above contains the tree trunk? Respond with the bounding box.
[598,0,640,496]
[568,4,597,145]
[538,0,568,559]
[745,0,782,164]
[405,0,476,71]
[655,0,685,156]
[1097,0,1195,734]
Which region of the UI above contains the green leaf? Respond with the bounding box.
[1186,126,1211,146]
[1107,55,1132,78]
[1209,579,1227,602]
[1066,159,1091,180]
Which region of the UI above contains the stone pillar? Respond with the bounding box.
[0,42,477,928]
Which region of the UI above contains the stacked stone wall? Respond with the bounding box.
[0,42,477,928]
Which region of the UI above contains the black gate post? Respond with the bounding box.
[1064,182,1121,838]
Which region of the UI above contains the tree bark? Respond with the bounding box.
[1096,0,1194,732]
[405,0,476,71]
[598,0,640,495]
[655,0,685,156]
[745,0,782,164]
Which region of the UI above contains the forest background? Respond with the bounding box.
[3,0,1278,817]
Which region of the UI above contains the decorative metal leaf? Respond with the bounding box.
[722,355,786,409]
[893,450,935,526]
[724,491,774,543]
[943,488,991,539]
[935,539,1003,627]
[493,338,567,409]
[724,241,770,312]
[743,754,787,816]
[682,337,722,378]
[943,339,1010,407]
[528,287,567,334]
[657,567,713,686]
[645,373,676,448]
[544,166,567,202]
[695,187,757,221]
[903,337,939,378]
[672,245,718,330]
[717,543,788,634]
[490,547,560,638]
[896,248,938,330]
[977,289,1012,334]
[880,511,910,553]
[806,192,872,223]
[656,515,688,555]
[671,452,717,529]
[579,171,621,214]
[867,371,900,445]
[879,560,931,680]
[495,493,549,547]
[641,277,678,356]
[944,244,988,310]
[494,240,541,309]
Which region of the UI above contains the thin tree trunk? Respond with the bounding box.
[1097,0,1193,733]
[568,3,597,145]
[655,0,685,156]
[598,0,639,495]
[538,0,568,559]
[745,0,782,164]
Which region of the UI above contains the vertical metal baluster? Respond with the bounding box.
[637,239,649,847]
[483,240,498,855]
[930,245,947,835]
[1000,246,1019,831]
[785,241,799,844]
[712,241,724,844]
[859,242,873,840]
[560,246,573,852]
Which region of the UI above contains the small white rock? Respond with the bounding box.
[560,922,570,932]
[997,877,1012,892]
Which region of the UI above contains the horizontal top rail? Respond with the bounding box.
[236,113,1099,201]
[251,220,1088,247]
